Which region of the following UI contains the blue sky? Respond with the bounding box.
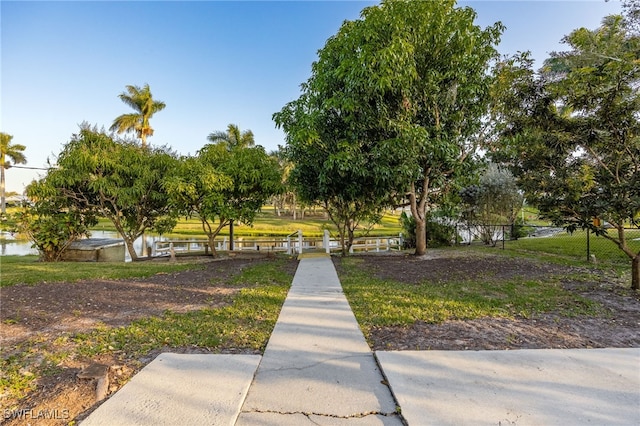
[1,0,623,194]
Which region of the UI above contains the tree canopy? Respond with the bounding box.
[275,0,503,255]
[493,11,640,289]
[207,124,255,150]
[165,126,281,256]
[37,127,178,260]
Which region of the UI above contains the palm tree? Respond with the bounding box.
[109,84,166,148]
[207,124,255,150]
[0,132,27,215]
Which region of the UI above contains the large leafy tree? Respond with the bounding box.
[165,127,281,256]
[39,127,178,260]
[110,84,166,148]
[275,0,503,256]
[274,63,404,254]
[493,12,640,289]
[0,132,27,215]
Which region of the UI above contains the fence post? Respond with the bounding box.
[324,230,330,254]
[502,225,505,250]
[587,228,590,263]
[298,230,303,254]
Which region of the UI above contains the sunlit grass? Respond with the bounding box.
[1,258,295,403]
[90,208,403,238]
[338,257,602,337]
[0,255,202,287]
[505,229,640,265]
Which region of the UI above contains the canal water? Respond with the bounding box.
[0,231,169,260]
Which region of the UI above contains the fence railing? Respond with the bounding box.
[153,230,404,257]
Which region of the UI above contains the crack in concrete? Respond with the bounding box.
[266,353,374,373]
[243,408,400,419]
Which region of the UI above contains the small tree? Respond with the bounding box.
[166,129,282,256]
[460,164,523,245]
[493,12,640,289]
[16,180,96,261]
[39,127,178,260]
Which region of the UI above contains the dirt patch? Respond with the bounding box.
[2,250,638,425]
[1,254,297,426]
[334,251,640,351]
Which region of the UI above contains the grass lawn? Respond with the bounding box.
[1,256,293,403]
[89,209,403,238]
[0,255,202,287]
[504,228,640,266]
[73,259,292,358]
[337,255,603,337]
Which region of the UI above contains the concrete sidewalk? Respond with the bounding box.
[377,348,640,425]
[81,256,640,426]
[235,256,401,425]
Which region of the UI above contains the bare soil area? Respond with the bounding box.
[336,251,640,351]
[0,254,297,425]
[1,250,638,425]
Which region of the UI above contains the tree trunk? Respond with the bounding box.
[1,165,5,215]
[632,255,639,291]
[346,226,355,255]
[207,234,218,258]
[125,238,138,261]
[415,217,427,255]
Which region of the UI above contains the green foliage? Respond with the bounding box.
[109,84,166,148]
[14,178,97,261]
[492,10,640,288]
[460,164,523,245]
[275,0,504,256]
[14,208,95,263]
[426,217,457,248]
[165,127,282,255]
[207,124,255,150]
[401,211,455,249]
[36,127,178,260]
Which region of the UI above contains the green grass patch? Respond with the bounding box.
[0,255,202,287]
[1,258,294,403]
[505,229,640,266]
[338,257,601,335]
[89,209,403,238]
[73,259,293,357]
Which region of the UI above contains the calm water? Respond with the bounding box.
[0,231,169,260]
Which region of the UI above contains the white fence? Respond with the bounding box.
[153,230,403,257]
